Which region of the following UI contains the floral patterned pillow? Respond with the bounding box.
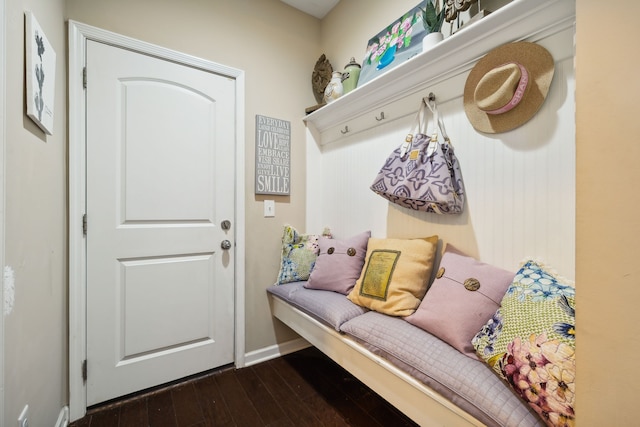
[276,225,323,284]
[472,260,576,427]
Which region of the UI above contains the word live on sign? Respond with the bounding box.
[255,115,291,195]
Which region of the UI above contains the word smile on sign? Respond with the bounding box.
[255,115,291,195]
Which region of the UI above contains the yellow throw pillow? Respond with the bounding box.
[347,236,438,316]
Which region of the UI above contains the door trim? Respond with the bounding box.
[0,0,6,421]
[68,20,246,422]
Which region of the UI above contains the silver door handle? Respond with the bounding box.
[221,240,232,250]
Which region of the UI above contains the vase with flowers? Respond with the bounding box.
[363,10,421,71]
[421,0,446,51]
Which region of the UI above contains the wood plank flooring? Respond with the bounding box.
[70,347,418,427]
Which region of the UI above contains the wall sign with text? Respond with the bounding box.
[255,115,291,195]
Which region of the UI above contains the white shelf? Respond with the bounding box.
[303,0,576,145]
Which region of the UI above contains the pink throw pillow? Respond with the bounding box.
[405,244,515,359]
[305,231,371,294]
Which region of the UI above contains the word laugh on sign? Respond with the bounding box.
[255,115,291,195]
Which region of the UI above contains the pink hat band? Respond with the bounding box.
[477,63,529,115]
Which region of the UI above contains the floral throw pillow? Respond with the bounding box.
[276,225,322,285]
[472,260,576,427]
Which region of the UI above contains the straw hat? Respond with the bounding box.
[463,42,554,134]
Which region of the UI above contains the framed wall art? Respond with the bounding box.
[25,11,56,135]
[358,4,429,86]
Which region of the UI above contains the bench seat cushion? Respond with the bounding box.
[340,311,544,427]
[267,281,367,331]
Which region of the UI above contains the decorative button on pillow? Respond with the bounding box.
[347,236,438,317]
[305,230,371,294]
[472,260,576,427]
[405,244,515,359]
[276,225,323,285]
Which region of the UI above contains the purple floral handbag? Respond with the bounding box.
[370,98,465,214]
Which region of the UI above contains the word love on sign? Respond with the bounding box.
[255,115,291,195]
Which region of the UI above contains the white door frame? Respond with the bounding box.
[0,0,6,421]
[68,20,246,421]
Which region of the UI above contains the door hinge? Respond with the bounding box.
[83,67,87,89]
[82,359,87,382]
[82,214,87,236]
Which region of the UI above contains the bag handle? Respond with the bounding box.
[400,99,429,157]
[426,96,451,145]
[408,98,430,134]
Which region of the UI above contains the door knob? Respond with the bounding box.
[221,240,232,250]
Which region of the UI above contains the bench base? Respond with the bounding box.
[269,294,484,426]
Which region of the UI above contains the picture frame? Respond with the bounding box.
[25,11,56,135]
[358,5,428,87]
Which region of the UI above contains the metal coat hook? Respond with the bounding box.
[426,92,436,103]
[375,112,386,121]
[340,126,350,134]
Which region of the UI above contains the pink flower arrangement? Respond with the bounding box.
[364,12,419,67]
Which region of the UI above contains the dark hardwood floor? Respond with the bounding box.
[70,347,417,427]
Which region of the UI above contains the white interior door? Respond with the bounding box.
[85,39,236,405]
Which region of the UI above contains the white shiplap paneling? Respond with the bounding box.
[306,27,575,278]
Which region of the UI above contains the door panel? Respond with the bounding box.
[86,40,235,405]
[123,80,216,221]
[119,254,214,358]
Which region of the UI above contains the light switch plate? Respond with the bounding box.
[264,200,275,217]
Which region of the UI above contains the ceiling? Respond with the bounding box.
[280,0,341,19]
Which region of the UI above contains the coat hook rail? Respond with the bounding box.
[375,112,385,121]
[340,126,350,134]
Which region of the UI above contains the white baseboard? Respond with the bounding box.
[243,338,310,367]
[55,406,69,427]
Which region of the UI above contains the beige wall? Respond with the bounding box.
[575,2,640,425]
[4,0,68,425]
